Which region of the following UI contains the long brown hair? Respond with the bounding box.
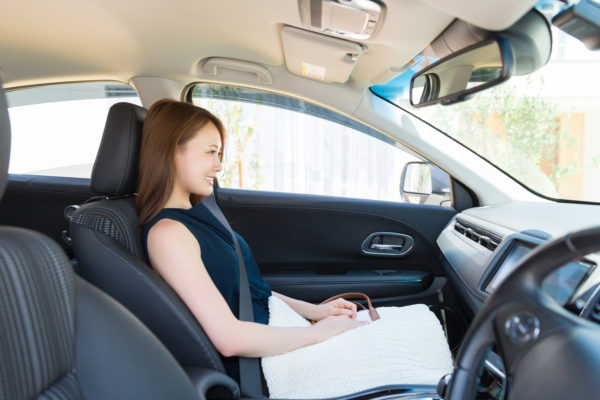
[136,99,225,226]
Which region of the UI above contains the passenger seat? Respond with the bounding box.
[68,103,236,394]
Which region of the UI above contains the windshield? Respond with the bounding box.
[371,1,600,203]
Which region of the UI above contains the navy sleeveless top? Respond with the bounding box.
[141,202,272,383]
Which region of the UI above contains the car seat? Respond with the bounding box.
[67,102,231,382]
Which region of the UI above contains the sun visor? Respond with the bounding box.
[281,26,365,84]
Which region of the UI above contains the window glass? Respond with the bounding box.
[190,84,451,206]
[7,82,141,178]
[371,1,600,203]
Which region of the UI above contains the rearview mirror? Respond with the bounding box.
[410,38,513,107]
[409,9,552,108]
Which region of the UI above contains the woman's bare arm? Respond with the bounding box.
[271,291,320,320]
[271,291,357,320]
[147,218,365,358]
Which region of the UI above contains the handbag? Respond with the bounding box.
[310,292,380,323]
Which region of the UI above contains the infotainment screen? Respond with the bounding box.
[485,243,533,294]
[484,241,592,305]
[542,261,590,305]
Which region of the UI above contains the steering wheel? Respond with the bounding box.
[445,226,600,400]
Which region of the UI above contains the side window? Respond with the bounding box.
[189,84,450,206]
[6,82,141,178]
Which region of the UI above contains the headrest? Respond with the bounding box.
[91,102,147,195]
[0,79,10,200]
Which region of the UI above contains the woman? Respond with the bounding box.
[137,99,368,385]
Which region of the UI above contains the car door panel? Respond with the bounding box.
[217,188,456,303]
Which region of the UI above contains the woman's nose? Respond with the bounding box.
[214,156,222,171]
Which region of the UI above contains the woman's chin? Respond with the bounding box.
[197,186,214,197]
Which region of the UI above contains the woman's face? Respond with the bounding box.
[174,122,223,198]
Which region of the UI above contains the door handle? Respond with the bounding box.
[370,243,403,251]
[361,232,414,257]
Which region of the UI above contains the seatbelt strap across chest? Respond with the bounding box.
[203,192,263,398]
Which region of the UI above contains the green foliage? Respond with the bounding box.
[192,85,262,189]
[421,75,577,194]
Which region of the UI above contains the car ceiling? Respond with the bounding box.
[0,0,537,94]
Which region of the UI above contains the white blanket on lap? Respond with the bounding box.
[261,296,453,399]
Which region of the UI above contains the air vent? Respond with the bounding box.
[454,219,502,251]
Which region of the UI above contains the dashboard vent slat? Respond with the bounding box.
[454,219,501,252]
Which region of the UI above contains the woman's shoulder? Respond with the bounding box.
[143,208,188,231]
[143,203,232,247]
[150,216,186,233]
[146,217,197,249]
[143,209,191,239]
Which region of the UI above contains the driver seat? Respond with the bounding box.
[0,81,202,400]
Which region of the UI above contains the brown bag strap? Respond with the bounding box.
[319,292,380,322]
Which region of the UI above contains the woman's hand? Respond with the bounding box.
[310,315,368,343]
[271,292,360,322]
[311,298,358,321]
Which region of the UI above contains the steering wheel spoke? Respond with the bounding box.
[493,300,578,377]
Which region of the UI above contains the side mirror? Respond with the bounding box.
[410,38,513,107]
[400,162,452,206]
[400,162,432,204]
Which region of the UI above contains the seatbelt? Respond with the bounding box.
[203,192,263,398]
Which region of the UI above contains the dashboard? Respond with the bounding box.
[437,201,600,315]
[436,201,600,398]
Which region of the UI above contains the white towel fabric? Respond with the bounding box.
[261,296,453,399]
